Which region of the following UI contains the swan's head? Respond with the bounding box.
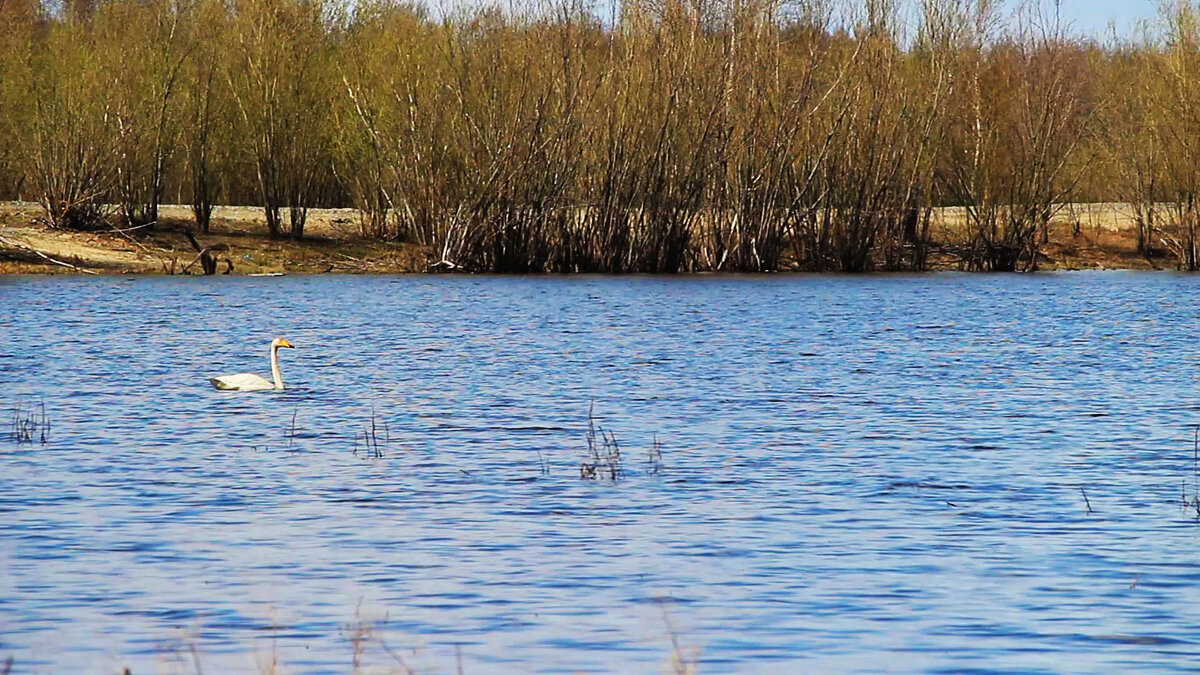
[272,338,294,349]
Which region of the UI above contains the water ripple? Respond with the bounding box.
[4,273,1200,672]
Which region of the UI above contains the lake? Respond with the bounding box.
[3,273,1200,673]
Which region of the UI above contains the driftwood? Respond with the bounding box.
[0,233,99,274]
[184,230,232,275]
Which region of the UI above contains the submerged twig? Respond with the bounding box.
[647,434,664,475]
[658,598,699,675]
[580,401,623,481]
[1182,426,1200,520]
[287,408,298,451]
[9,399,49,445]
[354,406,386,459]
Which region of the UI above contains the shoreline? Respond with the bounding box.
[0,202,429,275]
[0,201,1168,276]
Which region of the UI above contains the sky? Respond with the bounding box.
[1060,0,1159,37]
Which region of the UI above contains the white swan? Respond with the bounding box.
[210,338,294,391]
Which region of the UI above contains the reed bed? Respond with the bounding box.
[3,1,1200,271]
[1185,426,1200,519]
[353,406,389,459]
[0,599,699,673]
[8,398,48,445]
[580,402,625,480]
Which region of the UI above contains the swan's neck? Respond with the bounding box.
[270,345,284,390]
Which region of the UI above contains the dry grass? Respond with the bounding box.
[64,603,702,674]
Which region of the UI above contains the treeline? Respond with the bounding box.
[0,0,1198,272]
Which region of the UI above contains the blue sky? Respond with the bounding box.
[1060,0,1159,36]
[583,1,1163,38]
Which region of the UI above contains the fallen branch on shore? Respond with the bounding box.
[327,252,387,273]
[183,231,232,275]
[0,233,98,274]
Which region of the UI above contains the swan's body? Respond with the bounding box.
[210,372,277,391]
[210,338,294,391]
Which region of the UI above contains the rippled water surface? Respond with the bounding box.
[4,273,1200,673]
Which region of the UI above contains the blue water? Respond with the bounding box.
[2,272,1200,673]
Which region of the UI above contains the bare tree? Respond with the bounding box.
[1099,34,1163,258]
[109,1,190,229]
[227,0,337,240]
[944,0,1091,271]
[24,20,117,230]
[183,0,232,234]
[1155,1,1200,269]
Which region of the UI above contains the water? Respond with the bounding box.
[2,272,1200,673]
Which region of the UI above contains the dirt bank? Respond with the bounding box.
[0,201,1168,275]
[0,203,428,275]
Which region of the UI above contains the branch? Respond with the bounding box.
[0,234,99,274]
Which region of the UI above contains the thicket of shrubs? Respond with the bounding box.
[1,0,1199,272]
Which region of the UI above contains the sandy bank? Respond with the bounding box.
[0,202,428,275]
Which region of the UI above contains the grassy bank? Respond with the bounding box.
[0,201,1165,275]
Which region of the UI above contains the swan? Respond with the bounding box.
[210,338,294,391]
